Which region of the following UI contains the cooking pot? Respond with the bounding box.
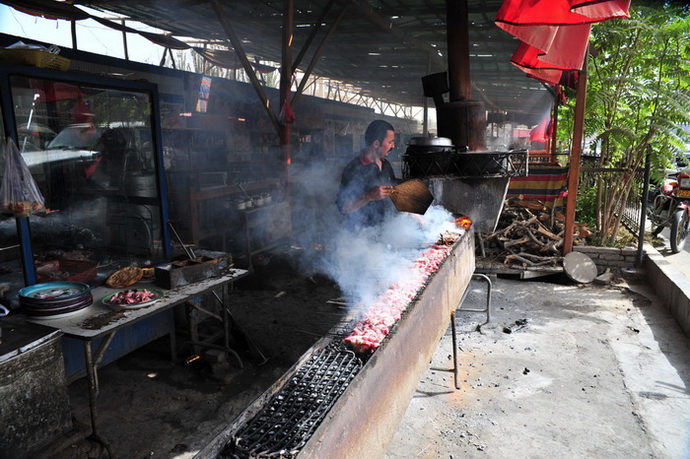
[406,136,454,149]
[404,136,455,178]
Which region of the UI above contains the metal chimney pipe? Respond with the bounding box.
[437,0,486,151]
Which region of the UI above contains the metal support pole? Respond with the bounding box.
[636,150,651,267]
[16,217,35,285]
[84,341,98,435]
[167,221,268,365]
[564,62,589,254]
[83,340,114,456]
[451,273,492,390]
[445,0,470,101]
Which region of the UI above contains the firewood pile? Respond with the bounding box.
[478,197,592,268]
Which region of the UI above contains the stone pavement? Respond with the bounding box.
[655,241,690,279]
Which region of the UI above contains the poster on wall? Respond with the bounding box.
[196,76,212,113]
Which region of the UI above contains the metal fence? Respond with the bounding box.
[579,163,645,237]
[621,168,645,235]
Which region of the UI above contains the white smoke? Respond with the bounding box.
[290,157,456,310]
[319,205,455,308]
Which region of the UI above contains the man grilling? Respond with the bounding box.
[336,120,399,230]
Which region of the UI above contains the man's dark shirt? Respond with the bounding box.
[336,153,398,229]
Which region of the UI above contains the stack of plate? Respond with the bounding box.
[20,281,93,319]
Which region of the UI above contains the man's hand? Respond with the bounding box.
[341,185,394,214]
[366,185,394,201]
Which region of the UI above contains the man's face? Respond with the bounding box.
[375,130,395,158]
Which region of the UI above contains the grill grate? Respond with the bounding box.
[403,149,528,179]
[221,342,364,458]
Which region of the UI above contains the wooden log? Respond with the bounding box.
[534,224,561,241]
[503,236,531,249]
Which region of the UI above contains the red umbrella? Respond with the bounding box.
[496,0,630,79]
[511,41,580,86]
[530,115,553,143]
[495,0,631,254]
[570,0,631,19]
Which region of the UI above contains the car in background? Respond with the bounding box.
[21,123,103,169]
[17,123,56,152]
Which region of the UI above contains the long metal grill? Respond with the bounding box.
[221,343,364,458]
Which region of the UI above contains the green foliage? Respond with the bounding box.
[575,183,598,226]
[558,3,690,244]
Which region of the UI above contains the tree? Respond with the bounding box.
[558,3,690,245]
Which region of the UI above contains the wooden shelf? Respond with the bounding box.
[167,180,287,257]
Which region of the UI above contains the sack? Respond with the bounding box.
[0,137,45,217]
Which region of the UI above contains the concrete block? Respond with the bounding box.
[643,243,690,338]
[605,260,631,268]
[573,246,602,255]
[621,247,637,256]
[599,253,625,261]
[596,247,623,256]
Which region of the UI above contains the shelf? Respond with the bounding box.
[188,180,281,201]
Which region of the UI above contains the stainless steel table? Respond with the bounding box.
[25,268,250,451]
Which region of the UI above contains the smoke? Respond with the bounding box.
[317,205,455,308]
[290,157,456,310]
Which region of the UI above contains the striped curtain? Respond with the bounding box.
[507,165,569,210]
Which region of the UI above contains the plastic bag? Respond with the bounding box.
[0,137,45,217]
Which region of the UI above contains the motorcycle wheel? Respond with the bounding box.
[669,209,689,253]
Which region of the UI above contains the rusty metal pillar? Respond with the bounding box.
[550,90,560,161]
[446,0,470,101]
[437,0,486,151]
[280,0,294,159]
[280,0,294,210]
[563,64,589,254]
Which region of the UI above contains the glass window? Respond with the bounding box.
[5,75,166,285]
[0,94,23,292]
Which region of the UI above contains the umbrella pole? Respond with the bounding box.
[563,60,589,254]
[550,88,560,163]
[22,94,39,151]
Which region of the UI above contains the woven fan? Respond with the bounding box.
[390,179,434,215]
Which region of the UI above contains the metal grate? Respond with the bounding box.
[221,342,363,458]
[403,150,528,179]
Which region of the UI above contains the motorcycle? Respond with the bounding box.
[648,168,690,253]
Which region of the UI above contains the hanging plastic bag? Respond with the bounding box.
[0,137,45,217]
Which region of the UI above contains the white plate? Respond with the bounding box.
[29,306,90,321]
[102,288,163,309]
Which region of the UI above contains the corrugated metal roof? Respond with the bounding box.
[11,0,552,124]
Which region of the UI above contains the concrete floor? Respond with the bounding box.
[386,271,690,459]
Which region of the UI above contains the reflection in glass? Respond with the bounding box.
[0,92,24,296]
[4,75,165,284]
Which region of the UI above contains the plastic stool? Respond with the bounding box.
[451,273,492,390]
